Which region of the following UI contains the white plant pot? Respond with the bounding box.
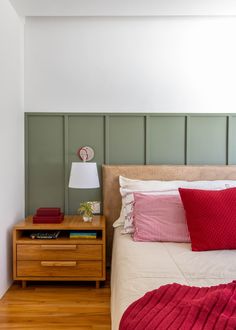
[83,215,93,222]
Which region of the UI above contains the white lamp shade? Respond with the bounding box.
[69,162,100,189]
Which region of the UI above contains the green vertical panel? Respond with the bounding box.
[64,115,69,214]
[105,115,110,164]
[145,115,150,164]
[149,116,185,164]
[27,115,64,215]
[68,116,104,214]
[109,116,145,164]
[228,116,236,164]
[186,115,190,165]
[188,116,227,164]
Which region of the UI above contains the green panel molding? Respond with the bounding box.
[228,116,236,165]
[187,116,227,165]
[108,116,145,164]
[25,112,236,216]
[68,116,104,214]
[149,116,186,164]
[26,115,64,215]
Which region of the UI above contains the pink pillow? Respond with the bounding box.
[132,193,190,242]
[179,187,236,251]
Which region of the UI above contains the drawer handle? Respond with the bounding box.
[40,245,77,251]
[41,261,77,267]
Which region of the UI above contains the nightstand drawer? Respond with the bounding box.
[17,260,102,277]
[17,244,102,261]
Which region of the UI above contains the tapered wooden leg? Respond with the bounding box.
[22,280,27,289]
[96,281,100,289]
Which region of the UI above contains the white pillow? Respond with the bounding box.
[113,207,125,228]
[113,177,184,229]
[119,176,186,191]
[116,176,236,234]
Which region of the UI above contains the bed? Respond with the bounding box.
[102,165,236,330]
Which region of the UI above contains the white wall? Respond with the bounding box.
[25,16,236,113]
[0,0,24,298]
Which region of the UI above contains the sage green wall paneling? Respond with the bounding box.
[228,116,236,164]
[108,116,145,164]
[187,116,227,165]
[149,116,186,164]
[27,115,64,215]
[68,116,104,214]
[26,113,235,217]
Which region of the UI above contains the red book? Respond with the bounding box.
[36,208,61,216]
[33,213,64,224]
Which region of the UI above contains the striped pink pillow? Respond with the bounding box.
[133,193,190,242]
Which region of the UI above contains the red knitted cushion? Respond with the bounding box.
[178,187,236,251]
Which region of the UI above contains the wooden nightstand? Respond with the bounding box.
[13,215,106,289]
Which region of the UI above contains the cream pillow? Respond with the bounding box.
[113,177,183,228]
[115,176,236,234]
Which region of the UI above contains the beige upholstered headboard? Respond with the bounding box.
[102,165,236,263]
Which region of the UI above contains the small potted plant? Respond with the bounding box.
[78,202,93,222]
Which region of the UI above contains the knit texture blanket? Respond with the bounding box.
[119,281,236,330]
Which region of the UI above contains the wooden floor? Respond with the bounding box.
[0,280,111,330]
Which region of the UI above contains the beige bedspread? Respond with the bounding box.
[111,227,236,330]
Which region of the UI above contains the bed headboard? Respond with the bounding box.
[102,164,236,263]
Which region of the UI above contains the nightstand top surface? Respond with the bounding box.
[14,215,105,230]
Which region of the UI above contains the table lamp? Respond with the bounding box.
[69,162,100,221]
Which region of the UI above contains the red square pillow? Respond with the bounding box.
[178,187,236,251]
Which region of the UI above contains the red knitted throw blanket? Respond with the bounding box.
[119,282,236,330]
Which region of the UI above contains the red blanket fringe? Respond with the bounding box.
[119,281,236,330]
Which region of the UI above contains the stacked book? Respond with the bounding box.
[69,231,97,239]
[33,208,64,224]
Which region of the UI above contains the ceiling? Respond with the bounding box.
[9,0,236,17]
